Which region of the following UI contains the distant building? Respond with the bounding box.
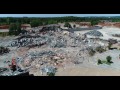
[75,22,91,26]
[100,20,112,23]
[0,25,9,29]
[21,24,31,30]
[0,29,9,36]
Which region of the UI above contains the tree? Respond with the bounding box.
[31,20,41,27]
[6,17,10,24]
[16,23,21,35]
[106,56,112,63]
[73,25,76,28]
[64,22,72,28]
[39,21,43,26]
[47,72,55,76]
[98,59,102,65]
[48,20,54,24]
[9,23,17,35]
[43,22,48,25]
[46,67,57,76]
[91,20,99,26]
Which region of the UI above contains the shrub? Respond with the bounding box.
[97,59,102,65]
[106,56,112,63]
[47,72,55,76]
[97,56,113,65]
[64,22,72,28]
[106,56,113,65]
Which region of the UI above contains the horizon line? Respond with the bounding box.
[0,16,119,18]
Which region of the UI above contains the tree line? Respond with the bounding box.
[0,16,120,36]
[0,16,120,26]
[9,23,21,36]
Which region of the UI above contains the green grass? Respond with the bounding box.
[101,60,107,64]
[102,60,111,65]
[106,62,111,65]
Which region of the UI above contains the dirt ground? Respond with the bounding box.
[55,66,120,76]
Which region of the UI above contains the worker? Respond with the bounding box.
[11,58,17,72]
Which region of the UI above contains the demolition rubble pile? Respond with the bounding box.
[85,30,103,37]
[0,28,108,76]
[5,31,67,48]
[0,47,10,55]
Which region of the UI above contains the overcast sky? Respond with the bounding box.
[0,14,120,17]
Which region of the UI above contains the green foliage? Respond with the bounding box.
[97,56,113,65]
[48,20,57,24]
[9,23,17,35]
[6,17,10,24]
[106,56,112,61]
[16,23,21,35]
[47,72,55,76]
[97,59,102,65]
[43,22,48,25]
[64,22,72,28]
[3,16,120,36]
[101,60,107,63]
[98,59,113,65]
[1,16,120,26]
[9,23,21,36]
[91,20,99,26]
[31,20,41,27]
[106,56,113,63]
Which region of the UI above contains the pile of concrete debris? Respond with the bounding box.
[0,47,10,55]
[0,27,109,76]
[85,30,103,37]
[2,30,91,49]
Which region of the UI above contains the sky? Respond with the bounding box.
[0,14,120,17]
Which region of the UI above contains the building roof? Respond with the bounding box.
[0,25,9,29]
[21,24,31,27]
